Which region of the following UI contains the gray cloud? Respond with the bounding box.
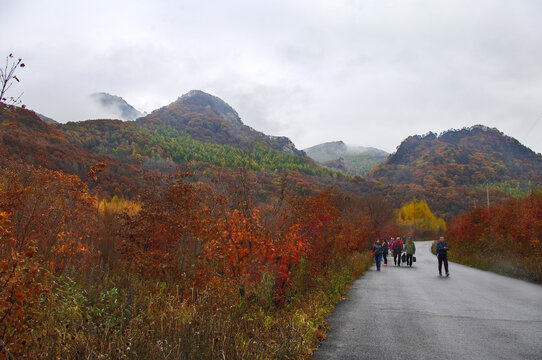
[1,0,541,153]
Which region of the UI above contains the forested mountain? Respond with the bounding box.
[5,100,537,219]
[90,92,145,120]
[304,141,388,176]
[57,119,331,176]
[0,104,142,195]
[370,125,542,188]
[0,100,346,200]
[137,90,304,156]
[52,90,322,176]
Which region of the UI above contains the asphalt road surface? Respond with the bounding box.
[313,241,542,360]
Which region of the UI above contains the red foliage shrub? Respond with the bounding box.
[447,192,542,282]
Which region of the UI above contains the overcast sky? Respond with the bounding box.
[2,0,542,153]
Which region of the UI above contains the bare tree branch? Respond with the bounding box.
[0,54,26,108]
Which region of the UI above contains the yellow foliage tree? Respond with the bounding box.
[397,200,446,237]
[98,196,141,217]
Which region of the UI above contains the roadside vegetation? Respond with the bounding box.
[0,163,380,359]
[444,191,542,283]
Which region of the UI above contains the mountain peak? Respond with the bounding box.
[371,125,542,186]
[137,90,304,156]
[180,89,211,99]
[304,141,388,176]
[173,90,243,127]
[90,92,144,121]
[325,140,347,148]
[304,141,388,158]
[304,141,347,156]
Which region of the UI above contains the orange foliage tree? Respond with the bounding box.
[0,210,43,357]
[0,163,97,357]
[1,163,95,274]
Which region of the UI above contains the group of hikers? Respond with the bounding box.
[371,236,450,277]
[371,237,416,271]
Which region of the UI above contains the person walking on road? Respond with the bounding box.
[405,239,416,267]
[393,237,403,266]
[382,239,389,266]
[372,239,384,271]
[436,236,450,277]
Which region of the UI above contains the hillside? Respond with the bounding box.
[304,141,388,176]
[5,102,526,220]
[57,119,331,176]
[0,103,387,213]
[0,104,142,196]
[54,90,327,176]
[1,103,375,209]
[370,125,542,188]
[137,90,304,156]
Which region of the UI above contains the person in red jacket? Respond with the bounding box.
[393,237,403,266]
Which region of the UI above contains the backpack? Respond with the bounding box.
[373,243,383,256]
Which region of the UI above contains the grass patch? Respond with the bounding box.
[28,251,372,359]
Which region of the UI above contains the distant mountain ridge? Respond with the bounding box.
[41,89,322,176]
[370,125,542,187]
[137,90,304,156]
[4,102,538,220]
[90,92,145,121]
[304,141,388,176]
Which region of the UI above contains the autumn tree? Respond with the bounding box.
[117,171,211,284]
[397,200,446,238]
[0,210,44,357]
[1,163,96,274]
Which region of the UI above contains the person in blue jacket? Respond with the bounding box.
[393,237,403,266]
[436,236,450,277]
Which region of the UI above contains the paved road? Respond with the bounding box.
[313,241,542,360]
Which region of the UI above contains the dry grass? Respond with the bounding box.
[25,251,371,359]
